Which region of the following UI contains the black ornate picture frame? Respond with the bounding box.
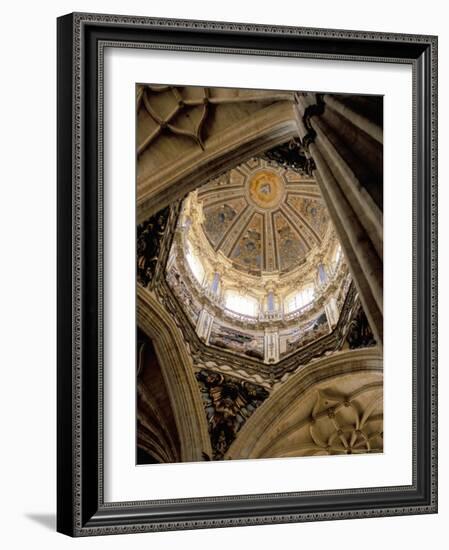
[57,12,438,536]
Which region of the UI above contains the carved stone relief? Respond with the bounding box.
[196,369,269,460]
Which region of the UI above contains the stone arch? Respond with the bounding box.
[137,331,182,463]
[137,94,299,221]
[137,285,212,462]
[226,347,383,460]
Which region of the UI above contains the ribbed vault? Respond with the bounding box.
[227,348,383,460]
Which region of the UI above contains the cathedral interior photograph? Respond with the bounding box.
[136,85,383,464]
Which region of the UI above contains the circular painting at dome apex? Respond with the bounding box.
[247,169,285,210]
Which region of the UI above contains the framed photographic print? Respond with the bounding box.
[57,12,438,536]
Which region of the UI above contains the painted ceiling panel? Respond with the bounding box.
[230,213,264,273]
[197,158,330,275]
[273,212,308,272]
[287,196,329,240]
[203,198,248,248]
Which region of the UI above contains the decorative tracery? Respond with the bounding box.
[196,369,269,460]
[305,387,383,455]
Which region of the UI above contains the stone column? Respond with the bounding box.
[294,93,383,344]
[322,93,383,144]
[324,296,339,329]
[264,328,279,364]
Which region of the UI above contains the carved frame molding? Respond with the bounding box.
[57,12,437,536]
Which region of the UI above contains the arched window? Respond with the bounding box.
[285,286,315,313]
[317,263,327,284]
[225,291,259,317]
[185,244,205,284]
[210,272,220,294]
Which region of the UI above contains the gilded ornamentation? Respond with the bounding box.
[247,169,285,209]
[139,150,367,370]
[160,182,354,366]
[194,156,328,275]
[159,264,360,384]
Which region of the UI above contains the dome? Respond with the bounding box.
[198,157,330,275]
[164,155,350,366]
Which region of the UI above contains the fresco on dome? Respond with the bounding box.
[288,196,329,240]
[230,213,263,273]
[273,212,308,272]
[202,198,247,248]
